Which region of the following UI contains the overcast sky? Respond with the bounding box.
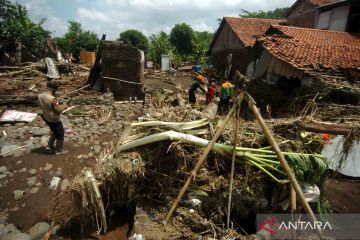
[13,0,295,40]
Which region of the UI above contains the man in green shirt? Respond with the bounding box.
[219,79,233,113]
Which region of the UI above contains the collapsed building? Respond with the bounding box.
[89,40,145,101]
[251,24,360,96]
[209,17,285,77]
[285,0,360,32]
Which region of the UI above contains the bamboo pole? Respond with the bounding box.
[246,94,320,232]
[226,95,242,229]
[43,221,55,240]
[164,97,243,224]
[291,186,296,213]
[62,105,76,114]
[291,186,297,240]
[60,84,91,99]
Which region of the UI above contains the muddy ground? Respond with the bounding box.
[0,66,359,240]
[0,69,196,239]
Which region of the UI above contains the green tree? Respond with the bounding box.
[0,0,50,62]
[192,31,213,64]
[118,29,149,52]
[148,31,171,65]
[169,23,195,59]
[239,7,289,19]
[56,21,99,59]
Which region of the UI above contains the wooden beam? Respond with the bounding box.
[297,118,358,136]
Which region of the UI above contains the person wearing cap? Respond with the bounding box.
[193,62,202,74]
[38,82,68,155]
[219,79,234,113]
[189,74,207,104]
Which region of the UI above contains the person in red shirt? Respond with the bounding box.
[206,82,216,104]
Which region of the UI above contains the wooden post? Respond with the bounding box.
[246,94,320,233]
[226,94,243,229]
[291,186,296,213]
[291,186,297,240]
[164,97,244,224]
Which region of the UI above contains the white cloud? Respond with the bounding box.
[14,0,296,40]
[77,8,112,23]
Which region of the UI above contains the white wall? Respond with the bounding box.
[316,4,350,31]
[161,54,170,71]
[317,11,331,29]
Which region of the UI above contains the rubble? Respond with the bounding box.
[0,57,359,240]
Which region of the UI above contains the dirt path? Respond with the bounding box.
[0,141,96,230]
[325,178,360,213]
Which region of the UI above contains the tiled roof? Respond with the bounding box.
[308,0,339,6]
[259,25,360,69]
[223,17,286,47]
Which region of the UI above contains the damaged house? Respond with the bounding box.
[285,0,339,28]
[209,17,285,77]
[250,24,360,103]
[285,0,360,32]
[316,0,360,32]
[90,41,145,101]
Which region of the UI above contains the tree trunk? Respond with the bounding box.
[15,41,22,66]
[297,118,358,136]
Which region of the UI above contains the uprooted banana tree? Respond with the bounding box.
[48,117,328,235]
[116,119,328,184]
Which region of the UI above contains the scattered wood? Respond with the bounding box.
[87,34,106,87]
[165,97,242,223]
[0,95,37,105]
[85,170,107,233]
[296,118,359,136]
[247,94,321,236]
[0,60,46,78]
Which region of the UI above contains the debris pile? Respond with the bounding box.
[0,57,359,240]
[47,93,335,239]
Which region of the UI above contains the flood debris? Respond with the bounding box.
[45,89,334,239]
[1,38,359,240]
[0,110,37,123]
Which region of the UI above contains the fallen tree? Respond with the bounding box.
[296,117,360,136]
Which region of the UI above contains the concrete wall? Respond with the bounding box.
[317,10,332,29]
[317,4,350,31]
[211,23,249,76]
[329,5,350,31]
[287,0,317,28]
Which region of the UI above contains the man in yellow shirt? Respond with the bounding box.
[38,82,68,155]
[219,79,234,113]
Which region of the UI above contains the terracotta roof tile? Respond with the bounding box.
[223,17,286,47]
[260,25,360,70]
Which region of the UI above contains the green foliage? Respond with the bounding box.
[169,23,195,58]
[0,0,50,57]
[239,7,289,19]
[192,31,213,65]
[56,21,99,59]
[118,29,149,52]
[316,199,333,214]
[148,31,171,65]
[285,154,328,185]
